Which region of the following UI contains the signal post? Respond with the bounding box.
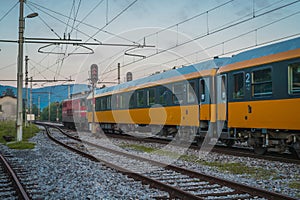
[90,64,98,134]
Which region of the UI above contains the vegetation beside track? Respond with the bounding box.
[120,143,280,180]
[0,121,40,149]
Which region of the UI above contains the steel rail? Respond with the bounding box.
[41,123,203,199]
[0,153,30,200]
[44,123,297,200]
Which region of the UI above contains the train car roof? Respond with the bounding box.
[63,93,89,102]
[89,57,230,98]
[219,36,300,73]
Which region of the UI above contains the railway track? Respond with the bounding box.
[0,150,30,200]
[41,123,297,200]
[90,130,300,165]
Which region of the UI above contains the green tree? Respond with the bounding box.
[41,102,62,122]
[32,104,40,120]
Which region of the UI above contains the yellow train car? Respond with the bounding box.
[87,58,230,141]
[217,37,300,155]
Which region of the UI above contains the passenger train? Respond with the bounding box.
[62,37,300,157]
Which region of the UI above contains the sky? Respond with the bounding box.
[1,0,300,89]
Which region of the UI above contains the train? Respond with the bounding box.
[62,37,300,157]
[62,92,89,130]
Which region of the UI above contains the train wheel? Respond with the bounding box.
[196,137,204,147]
[253,145,267,155]
[222,139,235,147]
[290,142,300,159]
[176,127,195,144]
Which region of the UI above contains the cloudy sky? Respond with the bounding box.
[1,0,300,88]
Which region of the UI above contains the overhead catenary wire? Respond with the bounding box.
[26,0,139,85]
[0,2,18,24]
[26,1,139,45]
[101,0,300,77]
[25,0,139,87]
[97,0,286,79]
[17,0,299,89]
[26,5,61,39]
[69,0,82,35]
[122,0,300,68]
[132,9,300,76]
[96,0,239,79]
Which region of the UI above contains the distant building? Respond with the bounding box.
[0,95,17,121]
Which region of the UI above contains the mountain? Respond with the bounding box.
[0,84,90,110]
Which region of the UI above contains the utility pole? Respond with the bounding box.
[16,0,25,141]
[38,96,40,120]
[25,55,29,127]
[68,84,71,99]
[30,77,32,123]
[16,0,38,141]
[118,63,120,84]
[48,92,51,122]
[56,102,59,122]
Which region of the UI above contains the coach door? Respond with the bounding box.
[199,77,211,132]
[216,74,228,132]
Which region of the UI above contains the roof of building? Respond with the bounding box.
[0,95,17,99]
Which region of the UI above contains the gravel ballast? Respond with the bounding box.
[0,131,168,199]
[1,129,299,199]
[78,131,300,199]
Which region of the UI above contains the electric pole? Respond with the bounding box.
[118,63,120,84]
[25,55,29,127]
[16,0,25,141]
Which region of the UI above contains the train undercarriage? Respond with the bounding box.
[222,128,300,158]
[89,122,300,159]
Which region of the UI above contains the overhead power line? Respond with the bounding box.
[26,1,138,44]
[24,0,140,85]
[0,2,18,24]
[102,0,300,76]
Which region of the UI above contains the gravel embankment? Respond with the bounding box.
[78,132,300,199]
[0,131,168,199]
[1,129,299,199]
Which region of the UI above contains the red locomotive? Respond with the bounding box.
[62,92,89,130]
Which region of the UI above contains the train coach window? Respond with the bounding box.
[172,83,186,104]
[137,90,145,107]
[252,68,272,97]
[95,98,101,111]
[107,96,111,109]
[114,95,120,109]
[147,88,155,106]
[158,87,167,105]
[200,79,205,102]
[187,82,196,103]
[233,72,244,99]
[289,63,300,94]
[100,97,107,110]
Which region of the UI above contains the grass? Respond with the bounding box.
[289,181,300,190]
[120,143,183,158]
[0,121,16,143]
[120,143,277,179]
[0,121,40,149]
[6,141,36,149]
[120,144,155,153]
[289,181,300,198]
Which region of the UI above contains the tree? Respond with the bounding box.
[32,104,40,119]
[40,102,62,122]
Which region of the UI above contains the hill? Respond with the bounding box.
[0,84,90,110]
